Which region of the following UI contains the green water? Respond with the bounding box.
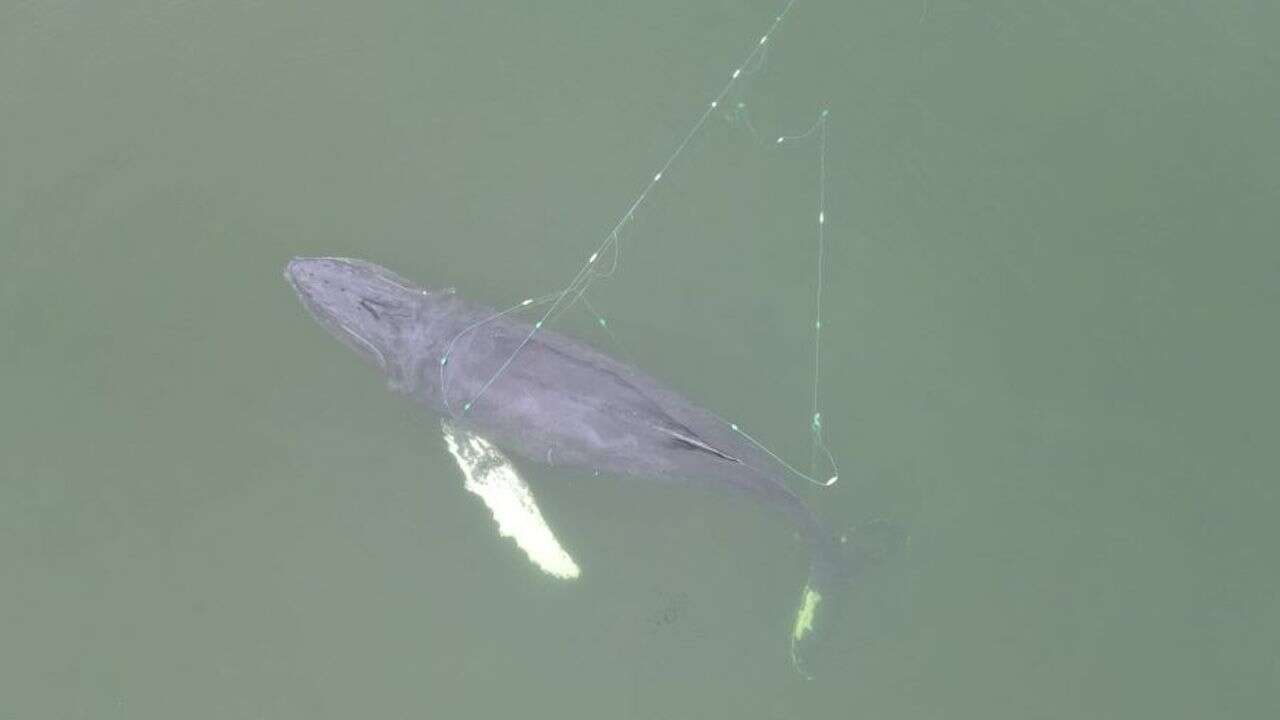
[3,1,1277,717]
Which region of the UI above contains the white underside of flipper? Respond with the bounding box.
[441,420,581,580]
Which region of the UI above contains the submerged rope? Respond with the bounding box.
[441,0,840,488]
[777,109,839,486]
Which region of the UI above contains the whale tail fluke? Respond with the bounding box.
[790,518,909,678]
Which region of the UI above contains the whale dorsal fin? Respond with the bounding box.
[654,425,742,464]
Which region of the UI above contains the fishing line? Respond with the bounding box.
[439,290,560,415]
[442,0,839,488]
[777,109,839,486]
[727,100,763,143]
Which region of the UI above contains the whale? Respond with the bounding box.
[284,256,898,673]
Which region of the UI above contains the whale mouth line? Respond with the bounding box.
[334,318,387,370]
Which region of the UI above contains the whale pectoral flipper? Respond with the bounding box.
[441,420,581,580]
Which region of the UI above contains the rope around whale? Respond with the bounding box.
[440,0,839,488]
